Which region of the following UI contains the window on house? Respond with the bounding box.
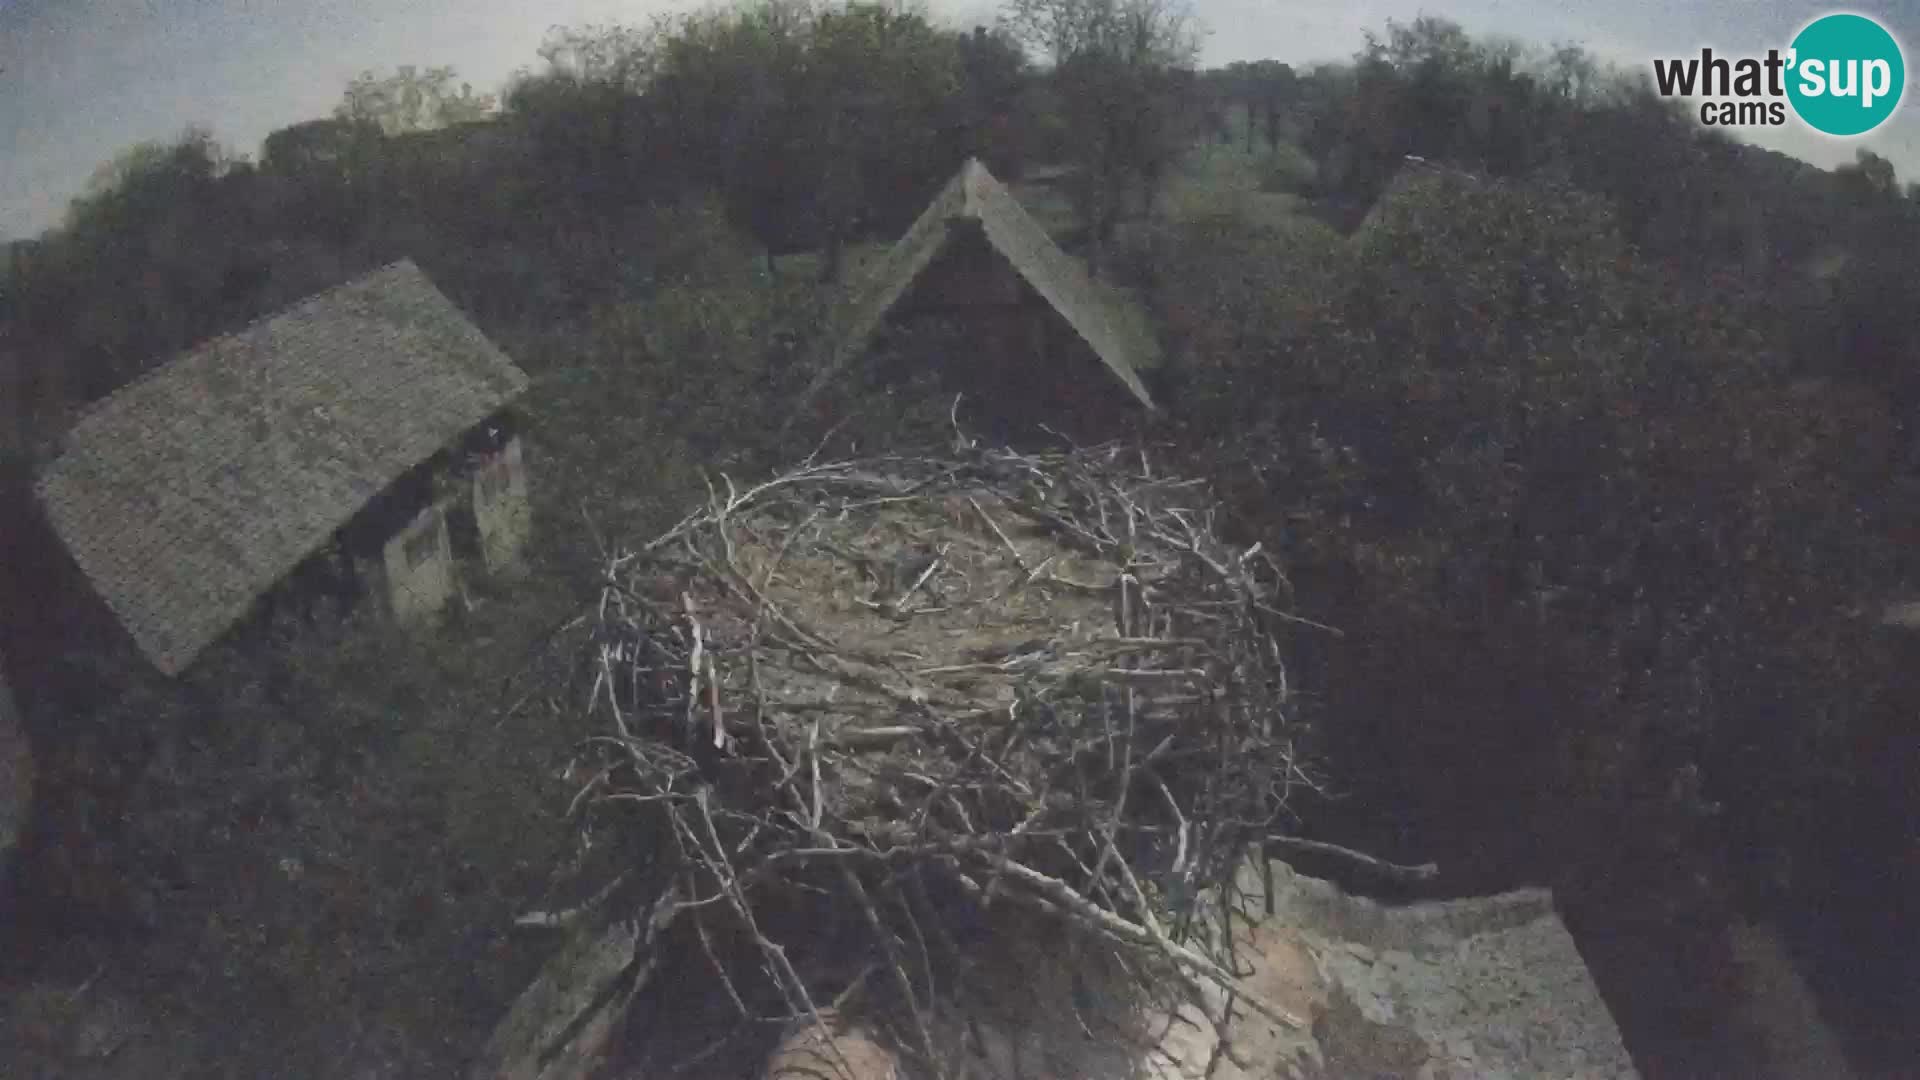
[402,515,442,569]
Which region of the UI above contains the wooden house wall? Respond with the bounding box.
[376,498,456,624]
[262,410,527,637]
[880,236,1146,443]
[470,435,531,574]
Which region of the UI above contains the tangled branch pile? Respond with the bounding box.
[550,441,1325,1075]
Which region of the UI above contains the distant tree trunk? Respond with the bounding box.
[1089,169,1126,281]
[1141,161,1163,219]
[815,98,864,285]
[820,228,845,284]
[1085,182,1107,280]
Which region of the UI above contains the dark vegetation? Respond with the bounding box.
[2,3,1918,1076]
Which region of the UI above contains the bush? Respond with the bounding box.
[11,589,592,1073]
[1125,211,1352,417]
[1257,142,1320,194]
[1150,163,1896,961]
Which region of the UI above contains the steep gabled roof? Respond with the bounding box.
[807,158,1160,410]
[35,259,528,674]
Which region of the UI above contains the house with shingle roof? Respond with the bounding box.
[34,259,533,676]
[799,158,1162,434]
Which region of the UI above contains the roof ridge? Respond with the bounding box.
[958,157,989,220]
[56,258,424,435]
[795,156,1160,421]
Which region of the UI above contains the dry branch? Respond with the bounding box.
[1265,835,1440,885]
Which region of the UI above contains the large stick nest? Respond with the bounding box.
[559,440,1325,1076]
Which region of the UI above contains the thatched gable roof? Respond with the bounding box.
[35,259,528,675]
[808,157,1160,410]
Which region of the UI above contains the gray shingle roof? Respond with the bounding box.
[807,158,1161,410]
[35,259,527,674]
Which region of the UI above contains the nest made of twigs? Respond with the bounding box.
[559,440,1324,1077]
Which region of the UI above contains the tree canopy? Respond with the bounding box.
[336,65,498,135]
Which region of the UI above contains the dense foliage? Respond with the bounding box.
[0,3,1048,465]
[7,3,1920,1075]
[1145,21,1920,1072]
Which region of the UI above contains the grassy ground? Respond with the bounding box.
[1005,173,1081,238]
[1159,137,1311,230]
[1008,137,1315,232]
[0,566,607,1077]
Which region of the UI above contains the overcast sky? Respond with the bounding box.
[4,0,1920,239]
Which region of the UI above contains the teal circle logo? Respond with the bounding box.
[1787,13,1905,136]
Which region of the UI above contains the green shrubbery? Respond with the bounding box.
[1257,141,1319,194]
[1142,165,1898,974]
[12,587,592,1072]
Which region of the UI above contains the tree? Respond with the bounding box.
[51,129,263,398]
[956,25,1034,176]
[1836,147,1898,201]
[534,20,671,89]
[1258,61,1295,150]
[1541,41,1603,104]
[511,4,996,271]
[1216,59,1292,151]
[258,117,384,238]
[506,67,654,204]
[1367,14,1477,70]
[648,0,816,258]
[1001,0,1204,275]
[1002,0,1199,69]
[71,127,241,218]
[336,66,497,135]
[628,1,970,270]
[803,4,962,278]
[261,118,370,176]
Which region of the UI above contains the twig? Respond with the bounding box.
[708,653,726,750]
[966,853,1308,1032]
[514,871,632,930]
[1266,835,1439,884]
[580,498,607,559]
[691,789,854,1079]
[684,591,705,740]
[969,494,1030,574]
[1103,667,1210,683]
[949,393,975,451]
[692,906,752,1019]
[809,717,824,830]
[827,725,921,750]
